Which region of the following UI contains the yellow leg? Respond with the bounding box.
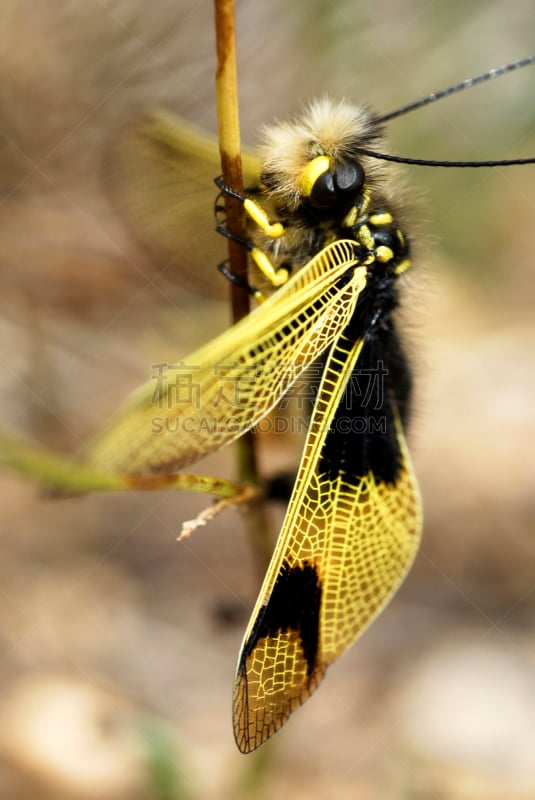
[251,247,290,287]
[218,182,289,290]
[243,199,285,238]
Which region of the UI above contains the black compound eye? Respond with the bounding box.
[334,160,364,196]
[309,171,336,208]
[308,160,365,210]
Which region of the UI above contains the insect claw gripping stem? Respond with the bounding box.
[214,187,259,295]
[214,175,290,291]
[215,224,262,299]
[217,260,260,299]
[214,175,247,203]
[215,221,253,251]
[215,175,285,238]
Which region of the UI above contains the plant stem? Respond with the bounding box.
[213,0,273,574]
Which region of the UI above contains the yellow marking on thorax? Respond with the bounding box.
[375,246,394,263]
[342,189,373,230]
[342,206,358,227]
[369,212,393,226]
[394,258,411,274]
[357,224,374,250]
[360,188,371,215]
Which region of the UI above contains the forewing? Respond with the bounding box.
[233,327,422,753]
[104,107,261,298]
[87,240,368,474]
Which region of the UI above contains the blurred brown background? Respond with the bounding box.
[0,2,534,798]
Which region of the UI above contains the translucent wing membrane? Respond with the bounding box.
[233,325,422,752]
[104,108,260,297]
[87,240,368,474]
[5,55,530,759]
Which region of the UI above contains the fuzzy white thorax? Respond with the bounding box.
[258,98,386,209]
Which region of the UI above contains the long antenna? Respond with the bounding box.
[376,55,534,124]
[354,150,535,168]
[361,56,535,168]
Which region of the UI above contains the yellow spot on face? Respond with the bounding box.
[299,156,331,197]
[397,229,406,247]
[376,245,394,263]
[369,212,393,226]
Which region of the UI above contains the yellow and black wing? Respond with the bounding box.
[104,107,261,297]
[233,315,422,753]
[87,240,368,474]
